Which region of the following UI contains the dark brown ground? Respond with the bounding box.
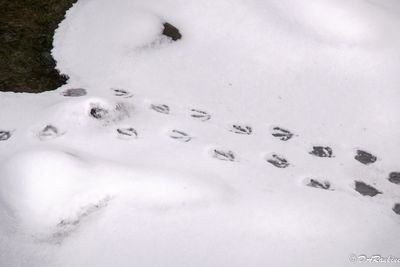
[0,0,77,93]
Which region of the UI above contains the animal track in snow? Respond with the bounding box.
[88,102,130,123]
[306,178,332,190]
[150,104,170,114]
[38,125,64,141]
[271,127,293,141]
[169,130,192,143]
[90,106,109,119]
[309,146,334,158]
[388,172,400,185]
[190,109,211,121]
[393,203,400,215]
[52,196,111,244]
[27,92,397,206]
[61,88,87,97]
[212,149,236,162]
[0,130,11,141]
[111,88,133,98]
[266,154,290,168]
[229,124,252,135]
[355,150,377,165]
[117,127,138,139]
[354,181,382,197]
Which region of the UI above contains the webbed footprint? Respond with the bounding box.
[0,130,11,141]
[38,125,64,141]
[388,172,400,185]
[271,127,293,141]
[266,154,290,168]
[393,203,400,215]
[309,146,334,158]
[229,124,252,135]
[306,178,331,190]
[169,130,191,143]
[90,106,109,119]
[116,127,138,139]
[212,149,236,162]
[355,150,377,165]
[151,104,170,114]
[354,181,381,197]
[111,88,133,98]
[190,109,211,121]
[61,88,87,97]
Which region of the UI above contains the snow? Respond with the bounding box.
[1,0,400,266]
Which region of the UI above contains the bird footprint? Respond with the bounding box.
[354,181,382,197]
[116,127,138,139]
[355,150,377,165]
[212,149,236,162]
[151,104,170,114]
[388,172,400,185]
[112,88,133,98]
[61,88,87,97]
[306,178,332,190]
[38,125,63,141]
[266,154,290,168]
[229,124,252,135]
[190,109,211,121]
[169,130,192,142]
[271,127,293,141]
[0,130,11,141]
[309,146,334,158]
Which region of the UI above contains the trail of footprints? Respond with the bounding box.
[0,87,398,216]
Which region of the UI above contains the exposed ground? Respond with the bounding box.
[0,0,76,93]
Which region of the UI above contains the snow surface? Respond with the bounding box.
[1,0,400,266]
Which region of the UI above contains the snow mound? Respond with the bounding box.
[0,149,231,232]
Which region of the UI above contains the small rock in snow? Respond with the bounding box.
[162,22,182,41]
[354,181,382,197]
